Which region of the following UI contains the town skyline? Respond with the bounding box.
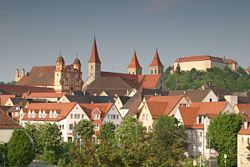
[1,0,250,82]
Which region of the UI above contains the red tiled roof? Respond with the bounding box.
[0,84,55,96]
[179,107,200,126]
[149,49,164,67]
[146,95,187,118]
[127,50,142,69]
[175,55,224,63]
[0,109,21,129]
[22,102,77,121]
[80,103,112,119]
[22,92,64,99]
[88,37,101,63]
[190,101,228,117]
[226,59,237,65]
[238,126,250,135]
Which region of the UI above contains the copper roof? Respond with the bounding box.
[149,49,164,67]
[88,37,101,63]
[127,50,142,69]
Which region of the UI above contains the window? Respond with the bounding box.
[209,98,212,102]
[61,125,64,130]
[69,124,74,130]
[107,114,110,119]
[68,137,72,142]
[200,131,202,137]
[179,103,187,107]
[94,114,100,120]
[70,114,73,119]
[155,70,157,74]
[82,114,84,119]
[116,115,119,119]
[142,114,145,120]
[151,70,153,74]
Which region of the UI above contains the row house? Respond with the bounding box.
[19,102,122,142]
[138,95,190,132]
[175,101,235,159]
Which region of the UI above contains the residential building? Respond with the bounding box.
[175,101,236,159]
[0,108,21,143]
[19,102,88,142]
[138,95,190,132]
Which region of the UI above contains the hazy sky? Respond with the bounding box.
[1,0,250,82]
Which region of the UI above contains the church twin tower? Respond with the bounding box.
[88,37,164,79]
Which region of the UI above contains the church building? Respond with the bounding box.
[83,38,166,96]
[16,56,83,93]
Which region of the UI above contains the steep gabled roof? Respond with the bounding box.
[127,50,142,69]
[88,37,101,64]
[235,104,250,114]
[122,88,144,114]
[79,103,113,119]
[149,49,164,67]
[190,101,228,118]
[146,95,187,118]
[17,66,56,86]
[0,109,21,129]
[179,107,200,127]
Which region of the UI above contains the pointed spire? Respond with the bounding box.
[149,48,164,67]
[88,36,101,64]
[127,49,142,69]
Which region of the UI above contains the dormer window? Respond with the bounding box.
[49,110,53,118]
[28,110,31,118]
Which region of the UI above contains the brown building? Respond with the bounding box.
[16,56,83,93]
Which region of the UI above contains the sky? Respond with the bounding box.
[0,0,250,82]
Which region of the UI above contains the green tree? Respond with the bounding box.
[115,114,149,167]
[7,129,35,167]
[147,116,187,167]
[207,113,242,167]
[37,123,63,164]
[0,144,8,167]
[73,120,94,142]
[96,122,121,167]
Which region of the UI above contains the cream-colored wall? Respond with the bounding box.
[5,98,14,106]
[237,134,250,167]
[174,60,211,71]
[127,68,142,75]
[202,90,218,102]
[138,103,154,133]
[102,105,123,126]
[88,63,101,79]
[149,66,164,74]
[169,97,190,116]
[0,129,14,143]
[58,95,70,103]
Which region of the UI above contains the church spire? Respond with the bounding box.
[149,49,164,74]
[127,50,142,75]
[88,36,101,64]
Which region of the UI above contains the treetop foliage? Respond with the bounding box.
[165,66,250,91]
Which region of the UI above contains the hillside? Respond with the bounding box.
[164,66,250,92]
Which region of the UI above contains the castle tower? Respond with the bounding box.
[15,68,20,82]
[127,50,142,75]
[88,37,101,79]
[56,55,65,71]
[73,58,81,71]
[149,49,164,74]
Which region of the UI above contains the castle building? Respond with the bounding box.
[83,38,166,96]
[173,55,238,72]
[16,56,83,93]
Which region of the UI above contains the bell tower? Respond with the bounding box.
[88,37,101,79]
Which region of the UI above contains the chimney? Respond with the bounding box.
[243,121,248,130]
